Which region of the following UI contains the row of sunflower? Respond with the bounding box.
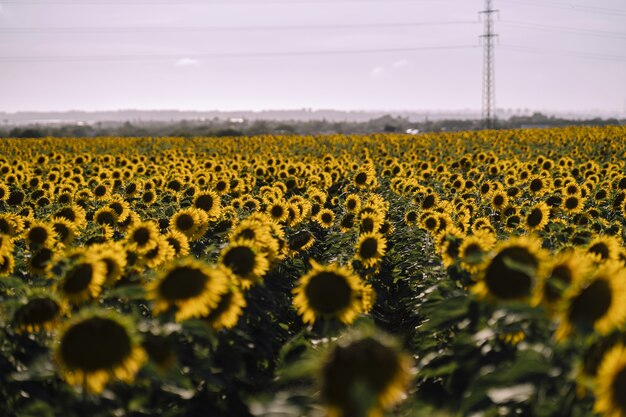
[0,126,626,417]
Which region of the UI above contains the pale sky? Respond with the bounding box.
[0,0,625,114]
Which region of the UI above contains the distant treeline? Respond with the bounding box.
[1,112,623,138]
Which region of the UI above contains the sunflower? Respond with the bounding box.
[29,247,55,276]
[24,220,57,250]
[586,235,622,263]
[266,200,289,223]
[524,202,550,232]
[435,227,465,268]
[202,284,247,330]
[292,260,365,324]
[355,232,387,269]
[219,240,270,289]
[563,194,586,214]
[594,343,626,417]
[353,167,376,189]
[169,207,208,241]
[533,249,592,310]
[51,217,78,246]
[57,257,107,304]
[0,252,14,277]
[164,230,190,258]
[344,194,362,214]
[54,310,146,393]
[13,295,67,333]
[91,243,128,285]
[404,209,419,227]
[555,260,626,340]
[0,233,14,258]
[458,232,496,274]
[0,213,24,237]
[229,218,277,255]
[472,236,547,303]
[193,190,222,219]
[141,235,175,270]
[317,208,335,229]
[320,334,412,417]
[287,230,316,256]
[93,207,118,227]
[55,204,87,228]
[148,258,229,321]
[359,212,383,234]
[528,175,552,197]
[126,221,160,254]
[490,191,509,211]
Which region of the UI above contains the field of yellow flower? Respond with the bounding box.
[1,126,626,417]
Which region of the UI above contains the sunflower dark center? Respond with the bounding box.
[355,172,368,185]
[569,278,612,325]
[289,231,314,251]
[175,214,196,231]
[464,243,483,258]
[493,195,504,206]
[359,237,379,259]
[484,246,538,300]
[62,263,94,294]
[56,207,76,222]
[31,248,53,270]
[223,246,256,276]
[527,208,544,228]
[14,298,60,327]
[96,210,116,226]
[321,337,400,414]
[94,185,107,197]
[195,194,214,211]
[60,317,132,372]
[132,228,151,246]
[28,227,49,244]
[321,212,333,223]
[305,271,353,315]
[53,223,70,241]
[423,194,436,209]
[406,211,418,222]
[110,202,124,216]
[589,243,610,260]
[270,205,284,218]
[530,179,543,192]
[347,199,357,210]
[340,214,355,230]
[166,237,182,254]
[565,197,580,210]
[361,217,375,233]
[158,266,207,300]
[424,217,437,230]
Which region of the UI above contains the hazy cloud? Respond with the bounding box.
[392,59,408,69]
[370,66,384,77]
[175,58,200,67]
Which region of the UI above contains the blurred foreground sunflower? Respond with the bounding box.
[594,343,626,417]
[472,236,547,303]
[54,310,146,393]
[320,333,412,417]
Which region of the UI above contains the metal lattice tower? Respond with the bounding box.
[480,0,498,129]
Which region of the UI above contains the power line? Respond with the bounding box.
[0,20,479,34]
[0,44,480,63]
[0,0,456,4]
[501,20,626,39]
[499,0,626,17]
[501,45,626,62]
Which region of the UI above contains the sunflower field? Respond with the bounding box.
[1,126,626,417]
